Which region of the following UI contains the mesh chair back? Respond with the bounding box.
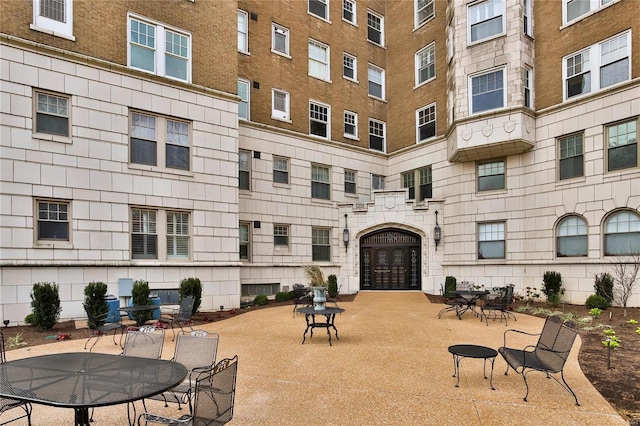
[174,331,219,373]
[122,327,165,359]
[193,356,238,425]
[177,296,195,322]
[1,332,33,422]
[535,316,578,373]
[457,281,475,291]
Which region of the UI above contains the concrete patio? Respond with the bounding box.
[2,292,627,425]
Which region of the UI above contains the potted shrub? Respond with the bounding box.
[84,281,109,327]
[327,274,338,298]
[179,277,203,315]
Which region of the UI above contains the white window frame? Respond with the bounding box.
[309,0,329,21]
[368,64,385,100]
[238,10,249,53]
[166,211,190,259]
[131,208,189,261]
[239,150,251,191]
[272,89,290,121]
[274,224,290,247]
[369,118,386,153]
[344,110,358,139]
[416,104,436,143]
[343,0,357,25]
[477,159,505,191]
[31,0,74,40]
[523,0,533,36]
[563,0,616,25]
[312,227,331,261]
[371,174,385,190]
[238,79,250,121]
[415,0,435,28]
[367,10,384,46]
[35,198,71,245]
[33,89,71,141]
[467,0,505,45]
[558,132,584,181]
[311,164,331,200]
[604,210,640,256]
[469,67,506,115]
[343,52,358,81]
[239,221,251,261]
[308,39,331,82]
[562,31,631,101]
[344,169,357,194]
[415,43,436,87]
[556,215,588,257]
[309,101,331,139]
[524,67,533,108]
[478,221,505,259]
[606,118,638,172]
[272,23,290,57]
[273,156,290,184]
[128,14,192,83]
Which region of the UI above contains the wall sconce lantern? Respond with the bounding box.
[343,213,350,252]
[434,210,441,251]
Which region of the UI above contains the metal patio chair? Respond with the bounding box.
[83,303,126,352]
[122,326,165,359]
[498,315,580,405]
[1,332,33,426]
[158,296,195,341]
[480,284,516,326]
[138,355,238,426]
[437,281,464,319]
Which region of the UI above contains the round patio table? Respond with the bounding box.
[0,352,187,425]
[448,344,497,390]
[297,306,345,346]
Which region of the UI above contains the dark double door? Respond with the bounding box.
[360,229,421,290]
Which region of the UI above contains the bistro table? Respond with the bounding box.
[297,306,345,346]
[452,290,489,318]
[448,344,497,390]
[0,352,187,426]
[119,305,160,326]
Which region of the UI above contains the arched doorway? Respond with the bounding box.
[360,228,421,290]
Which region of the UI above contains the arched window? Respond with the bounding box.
[604,210,640,256]
[556,216,588,257]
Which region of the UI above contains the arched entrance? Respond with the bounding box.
[360,228,421,290]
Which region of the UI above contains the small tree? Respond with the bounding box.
[327,274,338,298]
[84,281,109,326]
[29,282,62,330]
[443,276,457,298]
[179,277,202,315]
[542,271,564,305]
[131,280,152,326]
[593,272,614,308]
[610,252,640,316]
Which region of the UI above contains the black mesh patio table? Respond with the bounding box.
[0,352,187,425]
[448,344,497,390]
[297,306,345,346]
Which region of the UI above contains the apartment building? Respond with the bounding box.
[1,0,639,322]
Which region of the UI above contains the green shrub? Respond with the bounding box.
[179,277,203,315]
[131,280,152,325]
[24,313,35,325]
[542,271,564,305]
[327,274,338,298]
[586,294,610,310]
[275,292,290,302]
[594,273,614,306]
[29,282,62,330]
[253,294,268,306]
[444,276,457,298]
[84,281,109,326]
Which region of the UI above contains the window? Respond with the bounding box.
[563,0,614,24]
[343,53,357,81]
[167,211,189,259]
[607,119,638,172]
[368,65,385,99]
[416,43,436,86]
[37,199,69,241]
[470,68,505,114]
[478,160,505,191]
[128,15,191,82]
[309,39,330,81]
[344,170,356,194]
[468,0,505,44]
[523,0,532,36]
[564,31,630,100]
[478,222,505,259]
[402,172,415,199]
[272,23,290,56]
[415,0,435,27]
[344,110,358,138]
[312,228,331,261]
[556,216,588,257]
[419,167,433,200]
[524,67,533,108]
[558,133,584,180]
[239,150,250,190]
[312,165,331,200]
[604,211,640,255]
[369,119,385,152]
[309,0,328,20]
[130,111,190,171]
[274,225,289,246]
[310,101,330,139]
[238,79,250,121]
[34,90,70,137]
[272,89,290,121]
[367,10,384,46]
[238,10,248,53]
[402,167,432,200]
[239,222,250,260]
[343,0,356,24]
[273,156,289,184]
[132,208,157,259]
[417,104,436,142]
[371,174,385,190]
[32,0,74,39]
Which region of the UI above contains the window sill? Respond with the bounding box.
[271,50,291,59]
[344,135,359,141]
[343,77,359,84]
[238,50,250,56]
[467,32,506,48]
[34,241,73,249]
[307,12,331,24]
[128,163,194,178]
[273,182,291,189]
[33,132,72,144]
[271,116,292,123]
[414,77,436,90]
[342,19,357,27]
[29,24,76,41]
[367,95,387,103]
[308,75,332,84]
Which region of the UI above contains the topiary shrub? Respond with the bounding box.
[84,281,109,326]
[586,294,610,310]
[179,277,202,315]
[542,271,564,305]
[594,273,614,307]
[131,280,152,326]
[253,294,268,306]
[275,292,290,302]
[327,274,338,298]
[444,276,457,298]
[29,282,62,330]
